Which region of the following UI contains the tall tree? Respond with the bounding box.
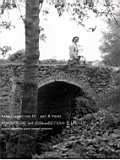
[100,13,120,66]
[22,0,41,114]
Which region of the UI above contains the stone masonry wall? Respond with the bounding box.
[0,62,114,117]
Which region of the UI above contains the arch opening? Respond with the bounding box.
[37,81,84,116]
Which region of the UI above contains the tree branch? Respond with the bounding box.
[104,0,120,28]
[15,0,25,23]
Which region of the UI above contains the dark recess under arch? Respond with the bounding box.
[37,81,85,115]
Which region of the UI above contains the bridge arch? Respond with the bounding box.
[37,75,98,115]
[38,77,97,102]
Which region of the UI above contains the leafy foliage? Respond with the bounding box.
[36,109,120,159]
[0,0,16,29]
[74,96,97,118]
[97,68,120,112]
[48,0,120,29]
[0,1,17,58]
[0,21,15,30]
[0,0,17,14]
[6,134,35,158]
[8,49,25,62]
[99,84,120,114]
[0,45,11,58]
[100,12,120,66]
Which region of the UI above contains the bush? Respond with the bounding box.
[98,85,120,113]
[112,68,120,86]
[75,96,97,118]
[6,134,35,158]
[37,109,120,159]
[8,50,25,62]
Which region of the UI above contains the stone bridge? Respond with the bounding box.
[0,62,113,117]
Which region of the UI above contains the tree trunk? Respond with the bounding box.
[22,0,40,115]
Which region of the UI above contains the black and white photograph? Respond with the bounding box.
[0,0,120,159]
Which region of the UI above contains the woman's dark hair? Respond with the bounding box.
[72,36,79,43]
